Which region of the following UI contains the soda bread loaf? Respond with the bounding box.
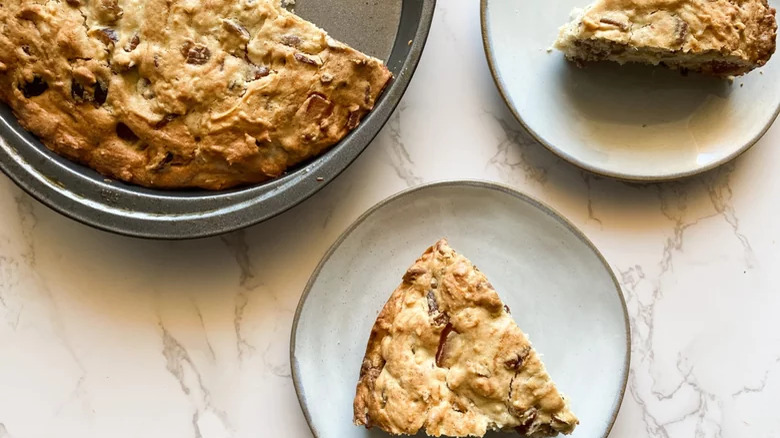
[0,0,392,189]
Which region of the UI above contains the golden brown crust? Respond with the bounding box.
[555,0,777,76]
[0,0,392,189]
[353,239,578,437]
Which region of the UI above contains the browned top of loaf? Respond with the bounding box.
[0,0,392,189]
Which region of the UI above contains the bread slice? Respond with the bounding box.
[353,239,578,437]
[554,0,777,76]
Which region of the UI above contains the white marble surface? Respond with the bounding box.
[1,2,780,437]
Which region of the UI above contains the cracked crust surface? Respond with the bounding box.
[554,0,777,76]
[0,0,391,189]
[353,239,578,437]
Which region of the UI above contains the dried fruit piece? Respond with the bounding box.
[71,81,86,101]
[94,80,108,106]
[20,76,48,98]
[435,323,457,368]
[115,122,139,142]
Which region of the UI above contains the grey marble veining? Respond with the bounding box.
[0,1,779,437]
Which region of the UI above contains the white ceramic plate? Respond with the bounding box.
[481,0,780,181]
[291,181,630,438]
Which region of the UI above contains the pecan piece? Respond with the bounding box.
[90,27,119,45]
[125,34,140,52]
[249,65,270,81]
[599,17,629,31]
[150,152,174,171]
[346,111,361,130]
[155,114,178,129]
[305,92,333,120]
[223,19,250,41]
[514,409,538,435]
[427,290,439,314]
[181,41,211,65]
[294,53,318,66]
[403,266,426,283]
[504,348,530,370]
[675,19,689,46]
[281,35,301,47]
[427,290,449,326]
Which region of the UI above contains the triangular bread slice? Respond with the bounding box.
[353,239,578,437]
[554,0,777,76]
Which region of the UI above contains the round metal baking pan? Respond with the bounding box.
[0,0,435,239]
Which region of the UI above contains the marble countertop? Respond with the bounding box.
[2,2,779,437]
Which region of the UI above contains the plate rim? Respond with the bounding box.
[290,179,631,438]
[480,0,780,182]
[0,0,437,240]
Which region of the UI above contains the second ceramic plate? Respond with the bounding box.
[482,0,780,181]
[291,181,630,438]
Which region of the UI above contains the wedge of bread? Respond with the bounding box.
[555,0,777,76]
[353,239,578,437]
